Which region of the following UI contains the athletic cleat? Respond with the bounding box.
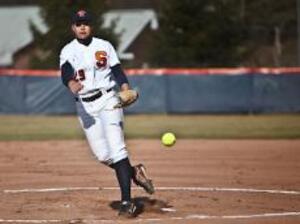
[118,201,137,218]
[133,164,155,194]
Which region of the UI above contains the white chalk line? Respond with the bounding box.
[0,212,300,223]
[2,186,300,223]
[3,186,300,195]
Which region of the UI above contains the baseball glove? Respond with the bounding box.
[114,89,139,108]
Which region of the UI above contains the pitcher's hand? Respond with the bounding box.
[68,80,83,94]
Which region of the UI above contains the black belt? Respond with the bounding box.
[76,88,112,102]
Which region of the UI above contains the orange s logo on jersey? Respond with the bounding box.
[95,51,107,68]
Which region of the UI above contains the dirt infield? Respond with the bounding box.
[0,139,300,223]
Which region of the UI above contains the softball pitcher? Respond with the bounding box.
[59,9,155,218]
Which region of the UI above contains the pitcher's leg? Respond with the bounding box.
[77,103,112,165]
[101,97,135,209]
[101,97,128,163]
[102,97,155,200]
[111,158,133,202]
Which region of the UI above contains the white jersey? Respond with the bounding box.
[59,37,120,96]
[60,37,128,165]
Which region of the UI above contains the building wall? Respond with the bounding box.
[123,25,157,68]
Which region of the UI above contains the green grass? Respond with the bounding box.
[0,114,299,141]
[125,114,300,139]
[0,116,83,141]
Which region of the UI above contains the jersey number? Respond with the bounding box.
[75,69,85,81]
[95,51,107,68]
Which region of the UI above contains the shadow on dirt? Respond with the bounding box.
[109,197,173,216]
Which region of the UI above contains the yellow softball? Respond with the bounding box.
[161,132,176,147]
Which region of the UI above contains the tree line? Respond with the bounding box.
[31,0,297,68]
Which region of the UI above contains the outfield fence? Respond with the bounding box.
[0,68,300,114]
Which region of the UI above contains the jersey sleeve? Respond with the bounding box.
[111,64,129,87]
[107,42,120,67]
[59,45,76,87]
[59,46,70,68]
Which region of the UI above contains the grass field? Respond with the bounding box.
[0,114,299,140]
